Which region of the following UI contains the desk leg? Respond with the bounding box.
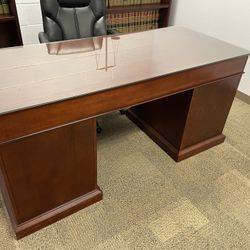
[127,74,242,162]
[0,118,102,239]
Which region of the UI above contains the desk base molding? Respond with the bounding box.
[127,108,225,161]
[15,188,102,239]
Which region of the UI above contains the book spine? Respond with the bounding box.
[142,11,147,31]
[106,14,110,29]
[131,12,135,32]
[149,10,153,29]
[152,11,156,29]
[140,11,144,31]
[128,12,131,32]
[134,12,137,31]
[113,13,116,31]
[118,13,123,32]
[137,12,141,31]
[2,0,10,15]
[125,12,129,32]
[155,10,159,28]
[0,1,4,15]
[111,13,115,30]
[114,13,118,30]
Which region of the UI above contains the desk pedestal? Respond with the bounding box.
[127,74,242,162]
[0,118,102,239]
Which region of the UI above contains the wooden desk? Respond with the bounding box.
[0,27,248,238]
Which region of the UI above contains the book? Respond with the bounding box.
[118,13,123,31]
[0,1,4,15]
[124,0,130,6]
[129,12,135,32]
[106,8,161,34]
[106,13,110,29]
[149,11,154,29]
[2,0,10,15]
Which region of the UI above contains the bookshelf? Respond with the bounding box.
[106,0,172,33]
[0,0,22,48]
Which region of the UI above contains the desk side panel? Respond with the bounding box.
[0,118,102,238]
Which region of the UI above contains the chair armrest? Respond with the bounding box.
[38,32,50,43]
[107,28,120,35]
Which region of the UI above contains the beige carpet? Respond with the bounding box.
[0,98,250,250]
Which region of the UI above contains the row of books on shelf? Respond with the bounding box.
[107,0,161,7]
[0,0,10,15]
[107,11,159,33]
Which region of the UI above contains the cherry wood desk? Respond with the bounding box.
[0,27,249,238]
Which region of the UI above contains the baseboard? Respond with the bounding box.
[236,90,250,104]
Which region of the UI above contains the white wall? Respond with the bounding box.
[169,0,250,95]
[16,0,42,45]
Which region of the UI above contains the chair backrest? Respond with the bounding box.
[40,0,107,42]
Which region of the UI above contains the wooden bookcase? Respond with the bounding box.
[0,0,22,48]
[106,0,172,33]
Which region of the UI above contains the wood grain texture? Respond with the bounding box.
[159,0,172,27]
[128,73,244,161]
[0,57,247,145]
[0,27,249,115]
[15,189,102,239]
[180,74,243,149]
[0,0,22,48]
[0,118,102,238]
[0,28,249,239]
[127,109,226,162]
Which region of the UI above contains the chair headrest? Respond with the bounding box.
[58,0,91,8]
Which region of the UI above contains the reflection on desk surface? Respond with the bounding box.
[46,36,104,55]
[46,36,120,71]
[0,26,249,115]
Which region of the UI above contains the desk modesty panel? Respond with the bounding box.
[0,27,249,238]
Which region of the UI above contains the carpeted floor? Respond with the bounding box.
[0,98,250,250]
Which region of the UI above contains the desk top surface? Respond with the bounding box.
[0,26,249,115]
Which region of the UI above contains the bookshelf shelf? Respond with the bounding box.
[0,14,16,22]
[107,3,170,13]
[0,0,22,48]
[106,0,172,34]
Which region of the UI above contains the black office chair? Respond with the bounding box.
[38,0,115,43]
[38,0,119,133]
